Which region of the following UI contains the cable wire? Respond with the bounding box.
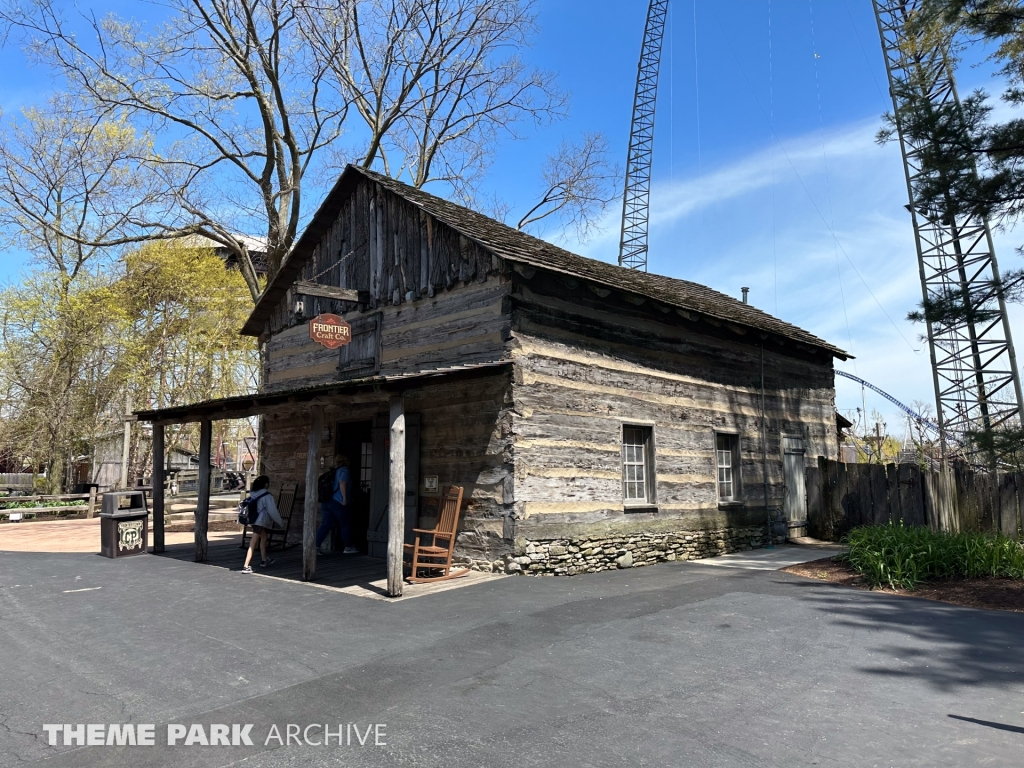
[809,0,858,366]
[709,5,920,355]
[692,0,704,261]
[768,0,777,314]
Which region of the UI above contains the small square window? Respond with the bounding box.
[622,426,655,505]
[360,441,372,493]
[716,433,741,502]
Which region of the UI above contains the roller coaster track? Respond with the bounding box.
[835,370,940,434]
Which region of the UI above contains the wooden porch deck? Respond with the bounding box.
[157,536,505,601]
[159,537,387,591]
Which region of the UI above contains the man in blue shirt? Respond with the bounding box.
[316,454,358,554]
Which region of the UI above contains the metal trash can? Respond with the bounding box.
[100,491,149,558]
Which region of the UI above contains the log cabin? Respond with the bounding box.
[137,165,848,595]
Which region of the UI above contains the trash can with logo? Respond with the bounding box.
[100,491,149,558]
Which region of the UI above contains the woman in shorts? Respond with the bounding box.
[242,475,284,573]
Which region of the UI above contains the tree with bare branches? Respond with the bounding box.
[304,0,566,203]
[1,0,348,300]
[515,132,620,241]
[2,0,612,302]
[0,95,159,289]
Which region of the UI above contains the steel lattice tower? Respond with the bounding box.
[873,0,1024,460]
[618,0,669,271]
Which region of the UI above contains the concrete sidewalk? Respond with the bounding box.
[689,542,844,570]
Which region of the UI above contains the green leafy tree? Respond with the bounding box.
[0,243,257,491]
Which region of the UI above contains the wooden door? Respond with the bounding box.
[783,436,807,533]
[366,412,420,558]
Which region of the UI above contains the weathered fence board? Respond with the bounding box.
[979,473,997,533]
[869,464,890,526]
[997,474,1018,538]
[806,466,822,529]
[898,464,926,527]
[807,460,1023,541]
[886,464,900,525]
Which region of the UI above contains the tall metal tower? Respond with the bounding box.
[618,0,669,271]
[873,0,1024,459]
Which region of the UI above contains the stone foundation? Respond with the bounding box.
[454,525,776,575]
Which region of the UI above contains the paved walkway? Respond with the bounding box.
[692,542,844,571]
[1,548,1021,767]
[0,518,237,553]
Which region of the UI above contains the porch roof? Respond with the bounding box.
[133,360,511,425]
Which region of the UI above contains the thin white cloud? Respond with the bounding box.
[542,114,1024,431]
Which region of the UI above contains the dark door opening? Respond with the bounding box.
[334,419,373,553]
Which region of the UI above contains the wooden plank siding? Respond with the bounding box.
[264,274,512,392]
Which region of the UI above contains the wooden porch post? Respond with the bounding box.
[195,419,212,562]
[388,396,406,597]
[152,423,165,553]
[303,406,324,581]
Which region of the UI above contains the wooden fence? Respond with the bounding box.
[0,473,34,490]
[806,459,1023,541]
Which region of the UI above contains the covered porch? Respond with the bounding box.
[157,534,503,600]
[135,362,510,598]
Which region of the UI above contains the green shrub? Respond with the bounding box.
[0,499,83,510]
[841,523,1024,590]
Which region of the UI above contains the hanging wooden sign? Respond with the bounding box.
[309,313,352,349]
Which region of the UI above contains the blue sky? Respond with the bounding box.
[1,0,1022,434]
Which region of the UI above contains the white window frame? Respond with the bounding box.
[622,424,656,508]
[715,432,741,503]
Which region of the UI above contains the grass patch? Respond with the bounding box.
[842,524,1024,590]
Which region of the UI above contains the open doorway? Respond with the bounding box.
[334,419,373,552]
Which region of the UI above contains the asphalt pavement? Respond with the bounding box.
[1,548,1021,767]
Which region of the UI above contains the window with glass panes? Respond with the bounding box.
[360,441,372,492]
[716,433,739,501]
[622,426,652,503]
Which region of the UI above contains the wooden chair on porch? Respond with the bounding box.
[241,482,297,550]
[266,483,301,550]
[404,485,469,583]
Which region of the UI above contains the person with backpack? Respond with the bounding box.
[241,475,284,573]
[316,454,357,554]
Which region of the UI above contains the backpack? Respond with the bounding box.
[236,493,262,526]
[317,467,337,503]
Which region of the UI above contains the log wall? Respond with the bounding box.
[505,273,838,573]
[257,371,514,559]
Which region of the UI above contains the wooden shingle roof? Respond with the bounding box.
[244,165,848,359]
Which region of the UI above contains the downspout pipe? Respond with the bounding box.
[762,345,774,549]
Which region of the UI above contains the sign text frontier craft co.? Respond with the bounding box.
[309,314,352,349]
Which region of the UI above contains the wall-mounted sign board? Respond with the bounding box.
[309,314,352,349]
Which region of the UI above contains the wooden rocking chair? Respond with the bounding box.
[266,483,300,550]
[240,482,297,550]
[404,486,469,583]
